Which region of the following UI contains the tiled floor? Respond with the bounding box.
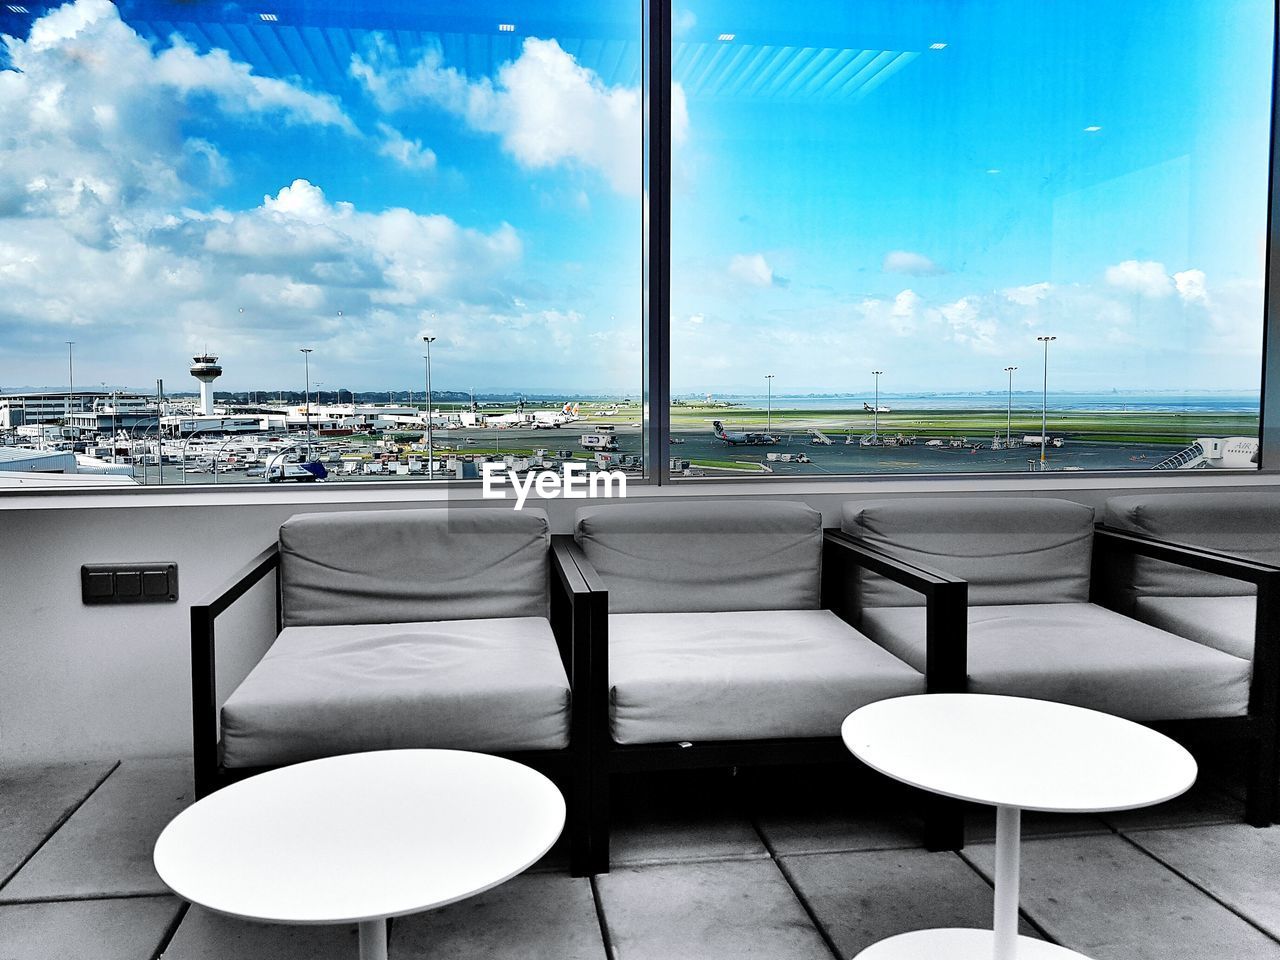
[2,758,1279,959]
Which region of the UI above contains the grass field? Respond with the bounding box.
[668,405,1258,446]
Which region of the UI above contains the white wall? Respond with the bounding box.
[3,474,1278,766]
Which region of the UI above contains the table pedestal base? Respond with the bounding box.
[358,918,387,960]
[853,929,1089,959]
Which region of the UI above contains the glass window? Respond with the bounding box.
[669,0,1271,477]
[0,0,643,486]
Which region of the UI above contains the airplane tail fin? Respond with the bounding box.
[712,420,724,434]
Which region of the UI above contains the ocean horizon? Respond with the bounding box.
[684,391,1262,413]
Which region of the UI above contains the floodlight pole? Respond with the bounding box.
[872,370,883,440]
[765,374,774,432]
[423,335,436,480]
[300,348,313,456]
[1036,337,1056,465]
[1004,366,1017,445]
[65,340,75,424]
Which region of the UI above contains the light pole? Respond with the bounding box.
[1036,336,1056,465]
[871,370,883,440]
[315,382,324,407]
[65,340,75,425]
[1004,366,1017,445]
[300,348,313,455]
[423,335,436,480]
[765,374,775,433]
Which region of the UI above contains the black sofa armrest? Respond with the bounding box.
[551,535,608,752]
[190,543,280,797]
[823,530,968,694]
[553,538,610,750]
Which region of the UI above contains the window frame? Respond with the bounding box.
[0,0,1276,499]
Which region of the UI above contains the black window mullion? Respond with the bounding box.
[645,0,672,483]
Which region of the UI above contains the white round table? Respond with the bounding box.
[154,750,566,960]
[842,694,1196,960]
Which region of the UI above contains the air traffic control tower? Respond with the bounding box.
[189,354,223,415]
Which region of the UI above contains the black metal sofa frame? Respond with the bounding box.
[559,529,971,875]
[830,522,1279,828]
[190,536,598,877]
[1092,524,1279,825]
[190,522,1277,880]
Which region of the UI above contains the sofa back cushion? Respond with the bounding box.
[1103,492,1280,598]
[842,497,1095,607]
[575,501,822,614]
[280,507,549,627]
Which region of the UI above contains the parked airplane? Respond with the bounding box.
[532,402,581,428]
[864,402,891,413]
[712,420,779,445]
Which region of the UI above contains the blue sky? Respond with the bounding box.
[0,0,1272,398]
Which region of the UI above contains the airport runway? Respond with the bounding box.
[142,424,1182,485]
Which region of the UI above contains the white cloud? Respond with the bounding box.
[883,250,946,276]
[728,253,775,287]
[352,37,674,195]
[211,179,523,307]
[1002,282,1051,306]
[152,36,354,132]
[938,296,999,352]
[673,9,698,35]
[1173,268,1208,305]
[0,0,353,244]
[1104,259,1174,298]
[375,123,437,170]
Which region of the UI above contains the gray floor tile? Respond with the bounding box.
[1129,823,1280,940]
[0,761,116,888]
[756,806,924,856]
[163,905,360,959]
[0,895,181,960]
[393,873,604,959]
[1101,782,1243,833]
[610,770,765,865]
[1,758,192,901]
[782,848,1037,957]
[965,808,1111,844]
[595,859,830,960]
[966,834,1280,960]
[611,808,766,865]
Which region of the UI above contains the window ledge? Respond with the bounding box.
[1,469,1277,511]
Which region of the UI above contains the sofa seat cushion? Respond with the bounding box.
[608,609,925,745]
[1133,596,1255,661]
[221,617,570,768]
[859,603,1250,721]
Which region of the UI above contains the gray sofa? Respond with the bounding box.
[190,506,595,874]
[838,496,1277,825]
[565,499,930,873]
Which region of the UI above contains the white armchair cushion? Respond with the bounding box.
[1133,595,1255,661]
[859,602,1250,721]
[221,617,570,767]
[608,609,924,744]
